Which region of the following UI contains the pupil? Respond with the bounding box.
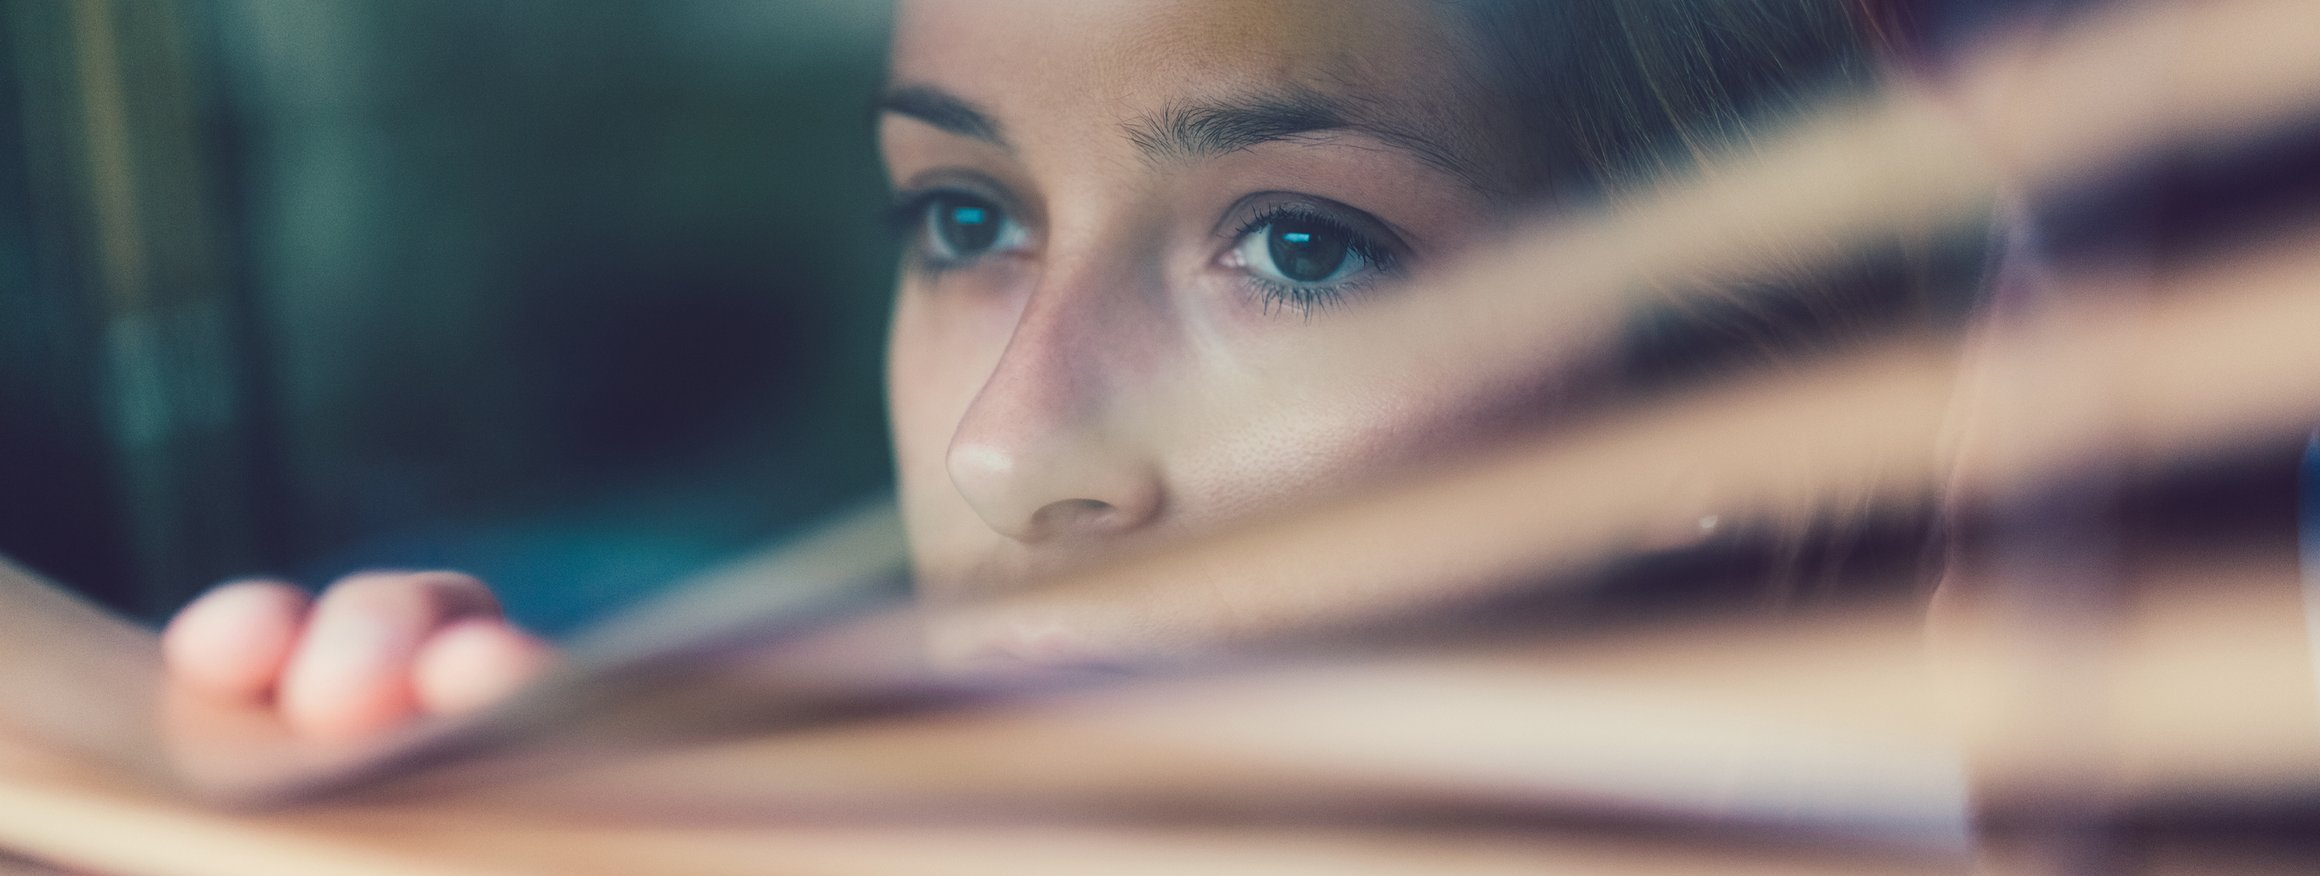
[935,198,1001,255]
[1266,219,1349,283]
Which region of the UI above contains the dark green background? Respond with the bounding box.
[0,0,900,632]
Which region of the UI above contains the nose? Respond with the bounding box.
[945,259,1166,543]
[948,431,1163,541]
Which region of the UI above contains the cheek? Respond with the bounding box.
[885,295,961,480]
[885,282,1018,576]
[886,268,1031,450]
[1178,380,1496,522]
[1165,312,1601,527]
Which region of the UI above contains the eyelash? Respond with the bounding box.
[1228,205,1402,316]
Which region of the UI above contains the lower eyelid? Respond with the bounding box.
[911,240,1035,277]
[1245,278,1354,316]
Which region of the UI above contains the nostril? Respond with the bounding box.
[944,429,1165,542]
[1028,498,1121,536]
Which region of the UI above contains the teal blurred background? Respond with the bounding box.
[0,0,901,632]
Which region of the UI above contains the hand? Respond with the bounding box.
[162,571,554,740]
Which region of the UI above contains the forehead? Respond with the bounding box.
[890,0,1470,124]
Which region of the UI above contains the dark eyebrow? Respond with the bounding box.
[1124,89,1487,190]
[877,84,1009,149]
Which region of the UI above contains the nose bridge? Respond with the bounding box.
[945,237,1167,542]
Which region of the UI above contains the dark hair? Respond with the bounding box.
[1451,0,1886,202]
[1451,0,1986,605]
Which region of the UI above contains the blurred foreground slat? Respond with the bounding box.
[1,563,2313,873]
[3,0,2320,871]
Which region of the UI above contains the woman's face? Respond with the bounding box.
[882,0,1534,624]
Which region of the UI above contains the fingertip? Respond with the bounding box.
[277,619,420,740]
[397,570,503,618]
[323,570,503,621]
[162,580,310,702]
[271,569,515,740]
[277,572,446,740]
[414,620,554,717]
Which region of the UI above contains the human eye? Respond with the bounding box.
[889,187,1030,271]
[1219,201,1406,315]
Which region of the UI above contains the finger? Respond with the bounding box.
[413,619,555,717]
[277,571,501,740]
[161,580,312,703]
